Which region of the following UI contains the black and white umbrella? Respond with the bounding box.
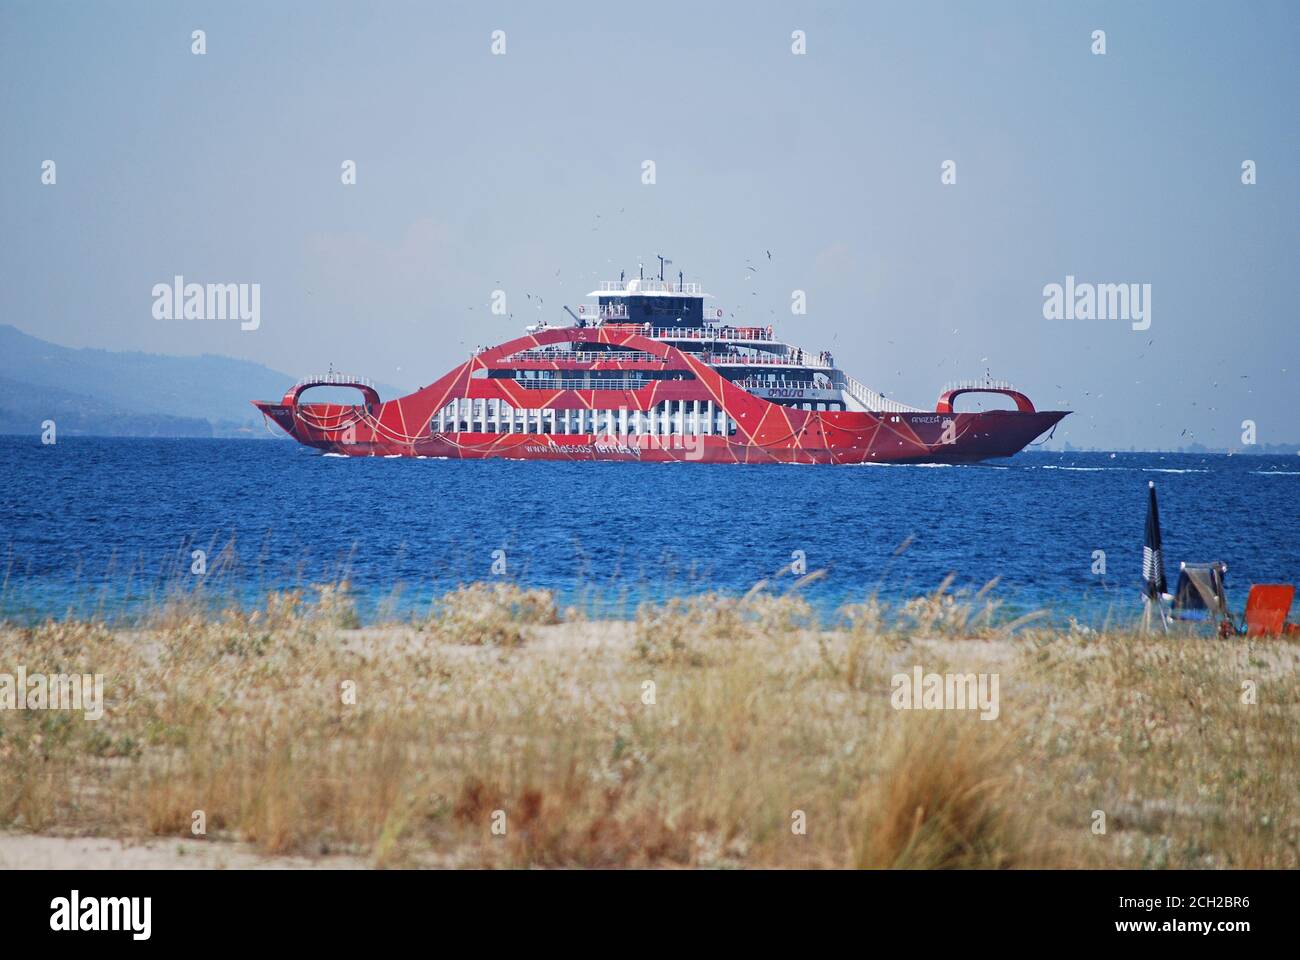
[1142,480,1168,601]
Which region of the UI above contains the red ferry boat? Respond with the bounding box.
[254,266,1067,464]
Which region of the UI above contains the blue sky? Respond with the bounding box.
[2,0,1296,449]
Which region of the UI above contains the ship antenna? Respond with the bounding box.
[656,254,672,282]
[678,269,684,290]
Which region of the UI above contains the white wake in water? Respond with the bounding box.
[849,461,954,468]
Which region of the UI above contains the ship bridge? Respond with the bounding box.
[582,267,713,329]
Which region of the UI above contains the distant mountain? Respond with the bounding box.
[0,324,399,439]
[0,374,214,438]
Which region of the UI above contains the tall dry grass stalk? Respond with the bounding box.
[0,581,1295,868]
[853,716,1029,868]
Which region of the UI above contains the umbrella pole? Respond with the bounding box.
[1142,594,1169,634]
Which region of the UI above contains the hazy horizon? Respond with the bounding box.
[2,1,1297,450]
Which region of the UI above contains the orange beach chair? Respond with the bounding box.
[1242,585,1298,637]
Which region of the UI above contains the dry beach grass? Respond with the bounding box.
[0,582,1296,868]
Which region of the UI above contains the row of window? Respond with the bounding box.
[494,369,694,386]
[773,400,845,412]
[432,399,738,437]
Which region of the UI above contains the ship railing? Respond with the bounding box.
[942,378,1019,393]
[785,341,841,366]
[596,279,703,295]
[515,378,649,391]
[294,373,375,388]
[738,378,826,391]
[597,323,768,342]
[704,352,832,369]
[835,371,926,413]
[646,325,772,342]
[574,303,629,320]
[505,349,664,363]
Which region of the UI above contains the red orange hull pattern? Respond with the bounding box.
[255,327,1066,464]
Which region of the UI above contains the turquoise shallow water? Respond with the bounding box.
[2,436,1296,625]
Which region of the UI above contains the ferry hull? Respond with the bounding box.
[254,402,1066,464]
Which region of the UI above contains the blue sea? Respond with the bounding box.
[2,437,1297,626]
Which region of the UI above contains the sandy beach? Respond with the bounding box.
[1,583,1296,868]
